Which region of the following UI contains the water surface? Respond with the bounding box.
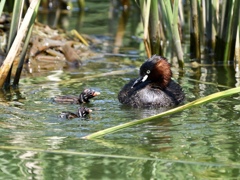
[0,1,240,179]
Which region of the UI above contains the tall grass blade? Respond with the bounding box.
[138,0,240,62]
[178,0,184,27]
[162,0,183,64]
[158,0,170,41]
[172,0,183,63]
[13,0,40,86]
[215,1,227,61]
[223,0,240,62]
[83,86,240,139]
[190,0,200,60]
[149,0,161,55]
[0,0,6,17]
[4,0,24,88]
[236,25,240,62]
[205,0,213,52]
[218,1,227,39]
[0,0,40,88]
[141,0,151,58]
[212,0,218,47]
[6,0,24,51]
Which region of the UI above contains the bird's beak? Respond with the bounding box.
[93,91,100,96]
[131,74,148,88]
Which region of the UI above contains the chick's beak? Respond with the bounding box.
[93,91,100,96]
[131,74,148,88]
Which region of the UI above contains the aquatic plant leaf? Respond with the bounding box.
[83,86,240,139]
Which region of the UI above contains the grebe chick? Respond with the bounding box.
[54,89,100,104]
[118,55,184,107]
[59,107,92,119]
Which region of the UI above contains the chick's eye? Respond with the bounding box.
[146,70,151,74]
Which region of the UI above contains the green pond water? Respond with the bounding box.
[1,1,240,179]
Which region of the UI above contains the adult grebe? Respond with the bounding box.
[118,55,184,107]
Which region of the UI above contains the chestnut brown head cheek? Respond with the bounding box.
[152,57,172,88]
[131,55,172,89]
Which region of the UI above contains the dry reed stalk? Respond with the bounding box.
[141,0,151,58]
[0,0,39,88]
[149,0,161,55]
[190,0,200,60]
[0,0,6,17]
[172,0,183,63]
[13,0,40,86]
[223,0,240,62]
[236,26,240,62]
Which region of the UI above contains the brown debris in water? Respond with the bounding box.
[0,18,98,75]
[28,22,96,70]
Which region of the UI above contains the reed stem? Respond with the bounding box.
[149,0,161,55]
[13,0,40,86]
[83,86,240,139]
[141,0,151,58]
[190,0,200,60]
[4,0,24,88]
[205,0,213,52]
[223,0,240,62]
[0,0,6,17]
[0,0,39,88]
[162,0,183,63]
[236,25,240,62]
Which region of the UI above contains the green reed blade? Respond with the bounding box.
[163,0,183,63]
[7,0,24,51]
[0,0,6,17]
[172,0,183,63]
[13,0,41,86]
[0,0,40,88]
[4,0,24,88]
[190,0,200,60]
[236,23,240,62]
[223,0,240,62]
[149,0,161,55]
[83,86,240,139]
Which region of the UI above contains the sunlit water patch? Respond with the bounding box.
[1,53,240,179]
[1,1,240,178]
